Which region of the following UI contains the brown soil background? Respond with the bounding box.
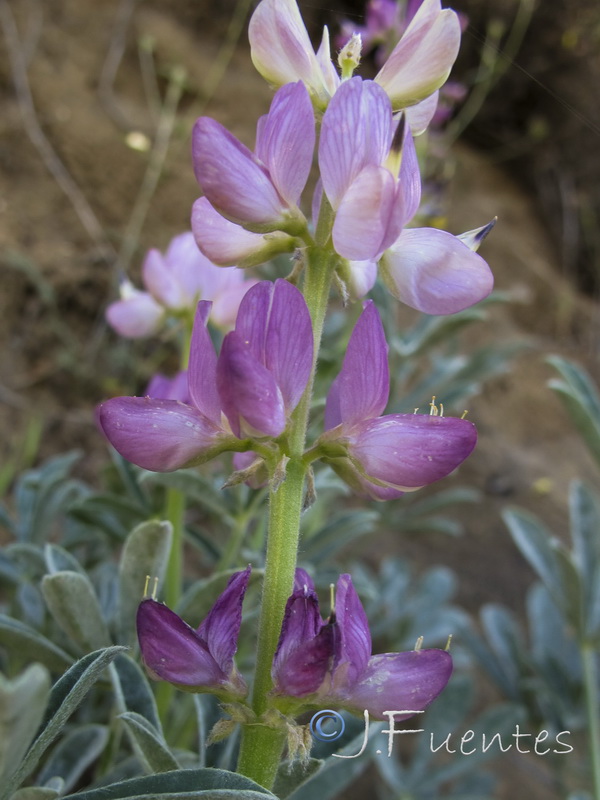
[1,0,599,797]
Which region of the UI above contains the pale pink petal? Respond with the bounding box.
[332,165,404,260]
[345,260,378,299]
[405,91,439,135]
[106,292,164,338]
[249,0,331,105]
[375,0,461,109]
[319,78,392,208]
[142,249,185,308]
[379,227,494,315]
[210,279,259,330]
[315,26,341,97]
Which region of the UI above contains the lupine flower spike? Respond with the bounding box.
[317,300,477,500]
[271,569,452,718]
[137,567,251,698]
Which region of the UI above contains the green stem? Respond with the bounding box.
[157,314,194,724]
[236,243,336,788]
[164,486,186,610]
[582,643,600,800]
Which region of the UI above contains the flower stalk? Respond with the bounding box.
[237,241,337,787]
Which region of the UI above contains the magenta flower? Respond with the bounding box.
[271,569,452,719]
[137,567,250,698]
[318,301,477,500]
[192,82,314,234]
[97,280,313,471]
[106,232,256,337]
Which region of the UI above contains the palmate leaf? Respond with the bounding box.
[59,768,277,800]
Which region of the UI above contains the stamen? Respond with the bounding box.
[445,634,453,652]
[329,583,336,615]
[413,407,419,414]
[143,575,159,600]
[461,410,469,419]
[429,396,438,416]
[414,635,424,652]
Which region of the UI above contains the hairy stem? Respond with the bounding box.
[236,243,336,788]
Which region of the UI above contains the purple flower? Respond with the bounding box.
[318,78,419,261]
[374,0,461,110]
[106,232,256,337]
[319,301,477,500]
[192,82,314,233]
[97,280,313,471]
[249,0,460,113]
[271,569,452,719]
[191,197,297,269]
[137,567,250,698]
[317,77,492,313]
[378,223,494,315]
[249,0,339,110]
[146,371,190,403]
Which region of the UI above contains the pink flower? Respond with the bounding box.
[106,232,256,338]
